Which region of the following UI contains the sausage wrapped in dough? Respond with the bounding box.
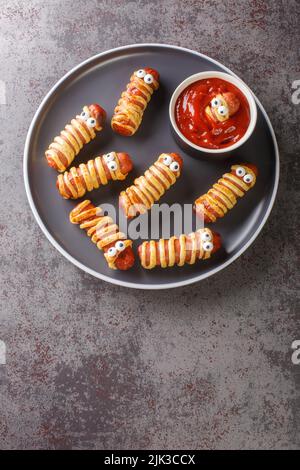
[119,153,183,219]
[45,104,106,172]
[70,200,135,270]
[205,92,240,123]
[138,228,221,269]
[194,164,257,223]
[111,68,159,136]
[57,152,133,199]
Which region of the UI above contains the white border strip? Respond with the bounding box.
[23,44,280,290]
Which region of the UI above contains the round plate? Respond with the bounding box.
[24,44,279,289]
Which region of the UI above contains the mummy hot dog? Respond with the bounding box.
[69,200,134,270]
[56,152,133,199]
[111,68,159,136]
[138,228,221,269]
[205,92,240,123]
[45,104,106,172]
[194,164,257,223]
[119,153,183,219]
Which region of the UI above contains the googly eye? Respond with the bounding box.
[107,161,118,171]
[144,74,154,84]
[104,153,115,162]
[243,173,254,184]
[236,166,246,177]
[218,105,228,116]
[170,161,180,172]
[80,110,90,120]
[211,97,221,108]
[201,231,212,242]
[136,69,146,78]
[162,155,172,166]
[115,241,125,252]
[87,117,96,127]
[203,241,213,252]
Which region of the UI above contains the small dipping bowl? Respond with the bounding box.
[169,71,257,159]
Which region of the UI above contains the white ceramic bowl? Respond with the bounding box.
[169,71,257,157]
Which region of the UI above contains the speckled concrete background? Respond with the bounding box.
[0,0,299,450]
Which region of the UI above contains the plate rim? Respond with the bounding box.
[23,43,280,290]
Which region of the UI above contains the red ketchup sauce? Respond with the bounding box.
[175,78,250,149]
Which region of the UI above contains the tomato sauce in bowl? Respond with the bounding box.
[175,78,250,150]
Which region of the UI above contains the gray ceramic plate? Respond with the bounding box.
[24,44,279,289]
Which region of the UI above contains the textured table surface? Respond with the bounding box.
[0,0,299,450]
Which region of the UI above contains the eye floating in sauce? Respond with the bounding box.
[175,78,250,149]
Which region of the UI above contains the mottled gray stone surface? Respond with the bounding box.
[0,0,299,450]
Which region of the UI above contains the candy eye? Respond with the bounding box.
[87,117,96,127]
[104,153,115,162]
[107,247,117,258]
[170,161,180,172]
[162,155,172,166]
[80,110,89,120]
[201,231,212,242]
[218,105,228,116]
[236,166,246,177]
[211,97,221,108]
[115,241,125,252]
[243,173,254,184]
[107,161,118,171]
[203,241,213,252]
[136,69,146,78]
[144,74,154,84]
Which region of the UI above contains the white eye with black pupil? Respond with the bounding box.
[80,110,89,120]
[162,155,172,166]
[108,161,118,171]
[170,161,180,172]
[218,105,228,116]
[201,231,212,242]
[87,117,96,127]
[243,173,253,184]
[144,74,154,84]
[236,167,246,177]
[105,153,115,162]
[115,241,125,252]
[203,241,213,252]
[211,98,221,108]
[107,247,117,258]
[136,69,146,78]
